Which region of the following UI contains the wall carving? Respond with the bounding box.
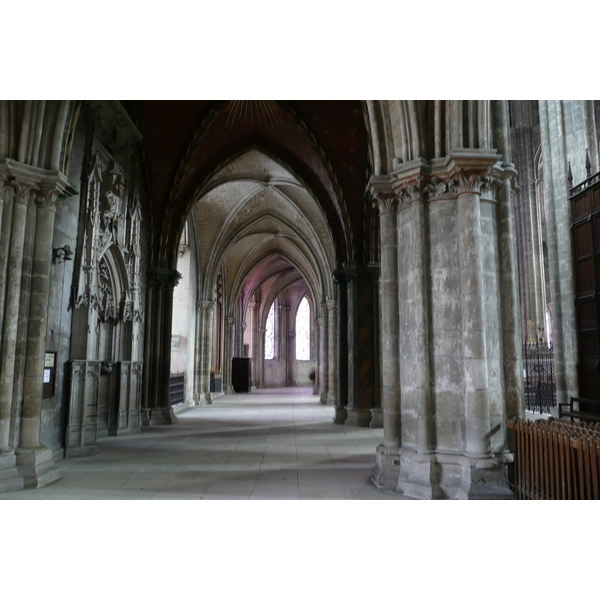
[72,137,144,323]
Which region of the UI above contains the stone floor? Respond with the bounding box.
[0,387,406,500]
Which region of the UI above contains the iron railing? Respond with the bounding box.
[523,342,556,414]
[169,372,185,406]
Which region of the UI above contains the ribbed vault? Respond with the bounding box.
[189,148,336,313]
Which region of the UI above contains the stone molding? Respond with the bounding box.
[146,267,181,288]
[369,150,519,213]
[0,158,77,204]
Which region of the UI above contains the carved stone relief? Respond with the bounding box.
[72,136,144,324]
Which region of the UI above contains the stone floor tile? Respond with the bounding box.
[0,387,406,501]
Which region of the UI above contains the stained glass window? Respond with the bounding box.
[295,297,310,360]
[264,303,275,359]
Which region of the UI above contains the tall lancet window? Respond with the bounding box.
[295,296,310,360]
[264,303,275,360]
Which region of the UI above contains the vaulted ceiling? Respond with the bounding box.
[187,148,336,312]
[127,100,371,268]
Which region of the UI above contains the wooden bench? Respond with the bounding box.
[558,397,600,423]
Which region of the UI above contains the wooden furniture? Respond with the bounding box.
[558,397,600,423]
[507,418,600,499]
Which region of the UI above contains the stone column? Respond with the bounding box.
[372,149,515,499]
[369,263,382,427]
[0,180,13,331]
[344,266,376,427]
[258,327,266,388]
[240,321,247,356]
[141,276,156,422]
[202,302,215,403]
[193,300,204,405]
[250,300,260,387]
[457,184,491,458]
[143,268,180,425]
[538,100,579,407]
[288,331,296,386]
[493,100,525,431]
[194,300,214,405]
[319,303,328,404]
[0,180,32,492]
[330,277,344,420]
[370,181,401,487]
[224,317,236,393]
[314,315,322,395]
[17,186,64,487]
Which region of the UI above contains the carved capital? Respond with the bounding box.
[13,180,40,206]
[396,178,423,205]
[369,175,398,214]
[0,179,15,204]
[373,192,398,214]
[196,299,215,314]
[35,186,61,212]
[422,176,459,201]
[146,267,181,288]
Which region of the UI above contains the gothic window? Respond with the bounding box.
[264,302,275,360]
[295,296,310,360]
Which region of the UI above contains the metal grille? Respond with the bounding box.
[169,373,185,406]
[523,342,556,414]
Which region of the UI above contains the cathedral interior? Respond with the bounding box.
[2,99,598,501]
[4,0,600,592]
[2,99,598,599]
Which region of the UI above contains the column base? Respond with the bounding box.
[319,392,328,405]
[65,445,98,458]
[325,393,337,407]
[16,446,61,489]
[0,451,25,493]
[370,408,383,428]
[108,426,141,436]
[142,407,178,426]
[398,451,443,499]
[456,454,515,500]
[333,405,347,424]
[345,407,372,427]
[371,444,401,489]
[397,449,514,500]
[194,393,213,406]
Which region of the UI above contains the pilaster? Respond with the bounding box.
[0,160,77,488]
[369,177,401,483]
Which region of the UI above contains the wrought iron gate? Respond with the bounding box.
[523,341,556,414]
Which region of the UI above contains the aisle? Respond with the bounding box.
[0,387,405,500]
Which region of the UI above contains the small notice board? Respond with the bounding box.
[43,351,56,398]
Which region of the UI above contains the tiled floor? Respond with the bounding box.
[0,387,406,500]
